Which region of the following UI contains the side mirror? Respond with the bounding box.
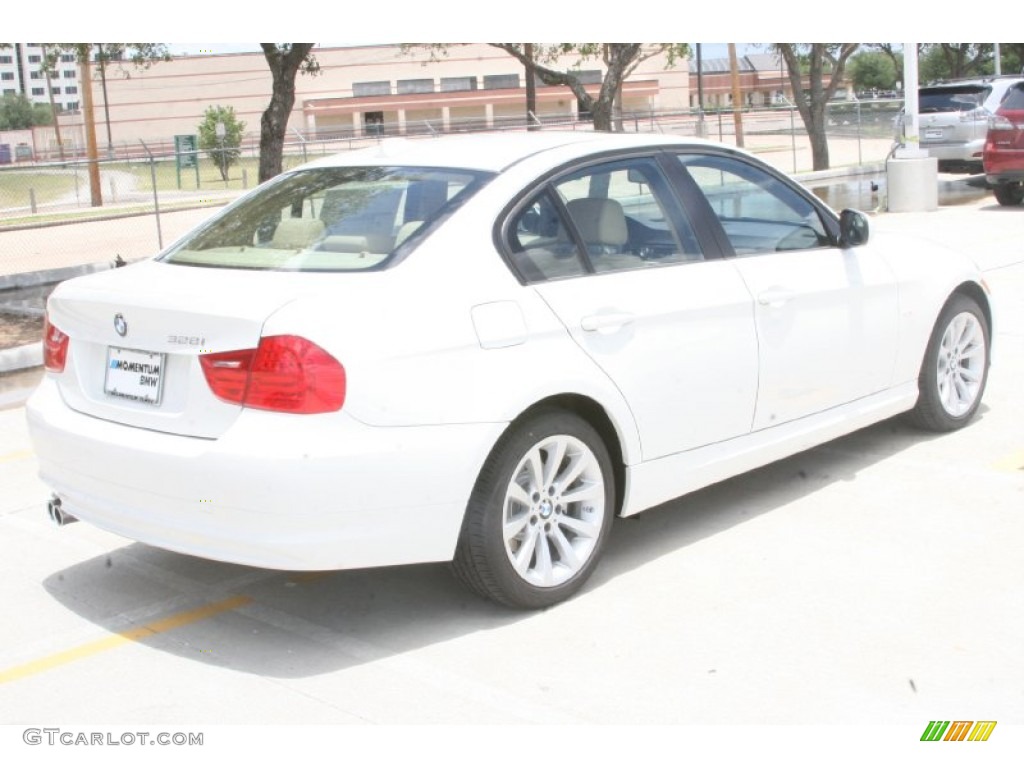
[839,209,870,247]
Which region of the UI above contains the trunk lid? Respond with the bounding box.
[46,260,320,438]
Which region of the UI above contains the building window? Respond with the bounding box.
[0,55,12,64]
[28,55,42,63]
[363,111,384,136]
[440,76,477,92]
[65,86,77,94]
[30,71,43,80]
[65,101,79,110]
[31,87,45,96]
[1,72,13,81]
[484,74,520,90]
[353,81,390,97]
[61,54,75,62]
[397,78,433,95]
[577,70,603,85]
[63,70,76,79]
[51,87,61,95]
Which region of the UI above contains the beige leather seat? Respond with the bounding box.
[565,198,628,254]
[270,218,326,250]
[564,198,645,272]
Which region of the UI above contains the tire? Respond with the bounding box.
[906,294,990,432]
[993,183,1024,207]
[453,408,615,609]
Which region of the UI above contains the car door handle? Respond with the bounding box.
[580,312,636,332]
[757,288,796,308]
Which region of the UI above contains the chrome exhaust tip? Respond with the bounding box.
[47,495,78,526]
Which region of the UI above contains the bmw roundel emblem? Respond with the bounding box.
[114,313,128,337]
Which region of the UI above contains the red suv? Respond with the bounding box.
[984,80,1024,206]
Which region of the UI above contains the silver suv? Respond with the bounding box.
[894,76,1024,173]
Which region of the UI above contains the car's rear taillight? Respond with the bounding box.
[200,335,345,414]
[989,115,1015,132]
[43,313,69,373]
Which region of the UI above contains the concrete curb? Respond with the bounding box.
[0,341,42,374]
[0,260,117,375]
[0,260,115,292]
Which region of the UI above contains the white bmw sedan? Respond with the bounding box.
[27,132,992,609]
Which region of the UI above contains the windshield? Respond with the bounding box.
[162,166,492,271]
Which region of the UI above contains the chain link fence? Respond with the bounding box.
[0,100,903,279]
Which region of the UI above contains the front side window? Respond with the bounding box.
[677,154,830,255]
[505,156,702,282]
[162,166,491,271]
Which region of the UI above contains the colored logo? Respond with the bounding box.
[921,721,997,742]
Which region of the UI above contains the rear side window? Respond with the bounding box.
[162,166,491,271]
[505,156,702,283]
[1000,83,1024,110]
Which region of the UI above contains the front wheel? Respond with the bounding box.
[906,294,990,432]
[453,409,615,609]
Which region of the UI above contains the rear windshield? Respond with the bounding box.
[161,166,492,271]
[919,85,989,113]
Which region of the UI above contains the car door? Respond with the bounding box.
[673,152,899,430]
[503,154,758,462]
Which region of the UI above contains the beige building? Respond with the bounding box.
[55,44,691,151]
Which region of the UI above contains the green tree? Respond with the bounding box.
[406,44,689,133]
[258,44,319,183]
[774,43,860,171]
[0,93,53,130]
[849,51,897,92]
[997,44,1024,75]
[919,44,992,82]
[198,105,246,181]
[873,44,905,89]
[491,44,690,132]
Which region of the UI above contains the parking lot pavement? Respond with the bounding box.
[0,204,1021,736]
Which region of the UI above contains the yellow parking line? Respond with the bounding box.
[0,450,33,464]
[993,449,1024,472]
[0,594,252,685]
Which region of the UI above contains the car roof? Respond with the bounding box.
[299,131,713,174]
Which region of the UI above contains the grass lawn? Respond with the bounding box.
[0,148,337,227]
[0,169,86,208]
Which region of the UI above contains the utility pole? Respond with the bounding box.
[79,45,103,207]
[728,44,745,148]
[696,43,706,137]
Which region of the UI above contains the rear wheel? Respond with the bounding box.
[993,182,1024,206]
[906,294,990,431]
[453,409,615,609]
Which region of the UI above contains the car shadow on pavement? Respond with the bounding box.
[39,411,979,679]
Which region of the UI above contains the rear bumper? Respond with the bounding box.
[920,139,985,169]
[984,162,1024,186]
[26,377,505,570]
